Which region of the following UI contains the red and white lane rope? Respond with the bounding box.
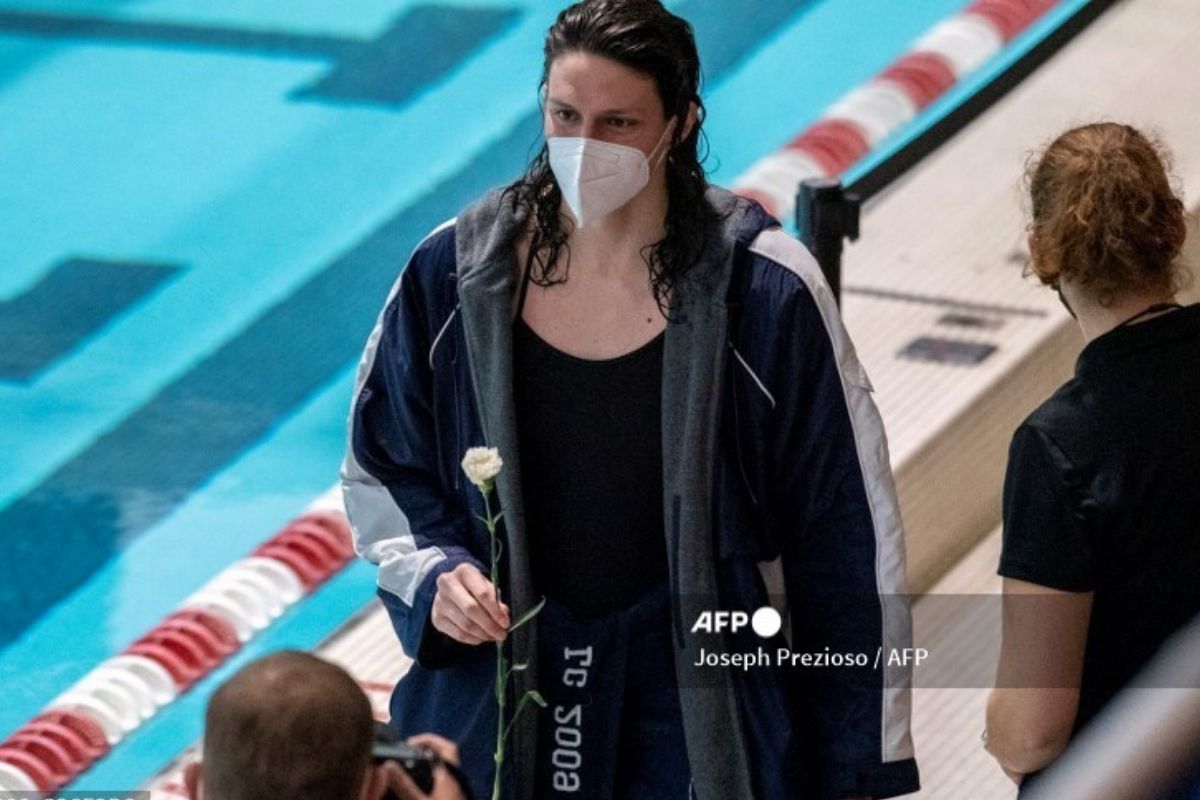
[734,0,1060,220]
[0,496,353,792]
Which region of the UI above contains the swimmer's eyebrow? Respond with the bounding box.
[547,97,645,116]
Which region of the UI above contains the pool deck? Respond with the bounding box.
[843,0,1200,595]
[855,0,1200,795]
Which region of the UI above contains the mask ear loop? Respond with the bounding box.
[649,117,678,172]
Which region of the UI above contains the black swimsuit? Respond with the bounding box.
[511,256,690,799]
[511,256,668,619]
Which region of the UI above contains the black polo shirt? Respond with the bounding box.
[999,303,1200,732]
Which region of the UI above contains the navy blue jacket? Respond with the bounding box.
[342,187,919,800]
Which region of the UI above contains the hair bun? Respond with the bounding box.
[1027,122,1187,301]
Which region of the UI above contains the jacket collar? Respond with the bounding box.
[659,187,762,800]
[455,188,540,798]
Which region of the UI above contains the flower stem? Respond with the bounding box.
[494,638,504,800]
[484,488,505,800]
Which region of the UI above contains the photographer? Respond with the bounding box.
[183,651,466,800]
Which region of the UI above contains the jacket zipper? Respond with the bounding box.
[447,280,461,492]
[728,342,760,508]
[671,494,684,650]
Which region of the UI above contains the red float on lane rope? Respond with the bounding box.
[881,52,957,109]
[2,733,75,788]
[10,721,96,769]
[296,513,354,557]
[281,520,350,564]
[0,747,56,792]
[126,641,203,690]
[31,712,108,760]
[155,616,237,661]
[787,119,872,177]
[168,608,240,652]
[255,543,326,589]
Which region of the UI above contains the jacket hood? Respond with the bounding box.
[453,183,779,294]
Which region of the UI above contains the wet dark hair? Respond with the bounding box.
[1026,122,1189,303]
[502,0,717,317]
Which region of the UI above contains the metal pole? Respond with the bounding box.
[795,178,860,307]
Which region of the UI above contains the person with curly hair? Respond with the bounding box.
[343,2,919,798]
[986,122,1200,795]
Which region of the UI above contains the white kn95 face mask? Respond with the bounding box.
[547,120,675,228]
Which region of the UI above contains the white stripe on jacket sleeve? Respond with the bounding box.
[749,226,915,764]
[340,217,455,608]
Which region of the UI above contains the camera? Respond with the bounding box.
[372,723,440,795]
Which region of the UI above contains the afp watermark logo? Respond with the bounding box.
[688,606,929,674]
[690,607,784,638]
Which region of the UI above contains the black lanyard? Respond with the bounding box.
[1117,302,1182,329]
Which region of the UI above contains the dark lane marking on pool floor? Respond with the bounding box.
[0,258,181,383]
[0,5,521,108]
[0,0,814,646]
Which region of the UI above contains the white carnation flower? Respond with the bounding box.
[461,446,503,489]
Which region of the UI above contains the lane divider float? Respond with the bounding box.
[734,0,1060,220]
[0,511,353,790]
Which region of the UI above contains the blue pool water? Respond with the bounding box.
[0,0,971,786]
